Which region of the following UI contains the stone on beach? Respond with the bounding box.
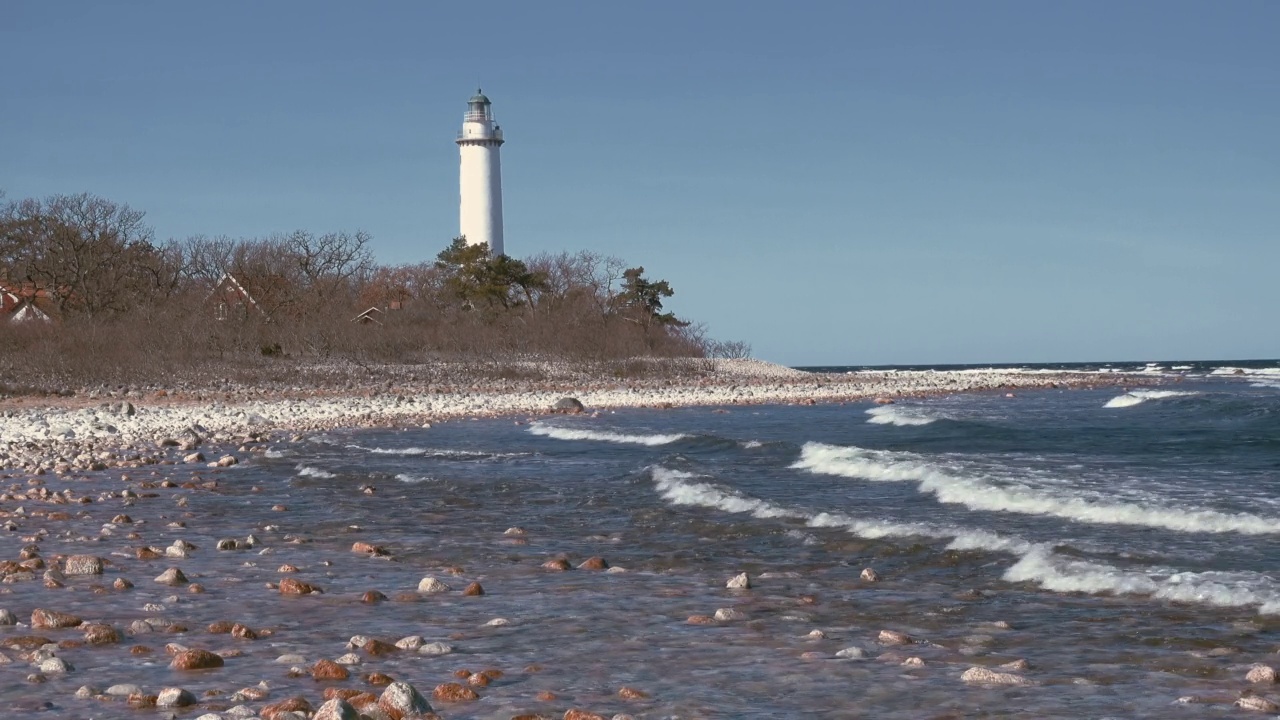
[878,630,912,645]
[156,687,197,707]
[960,666,1031,686]
[553,397,585,414]
[1236,696,1280,712]
[154,567,188,585]
[564,710,607,720]
[313,698,360,720]
[463,581,484,596]
[279,577,322,595]
[726,572,751,589]
[417,576,450,593]
[578,556,609,570]
[0,610,15,625]
[860,567,880,582]
[261,696,313,720]
[31,608,82,629]
[418,642,454,656]
[63,555,104,575]
[1247,664,1277,683]
[82,624,121,645]
[352,541,388,556]
[541,558,571,571]
[381,681,434,715]
[313,658,350,680]
[170,649,224,670]
[433,682,479,701]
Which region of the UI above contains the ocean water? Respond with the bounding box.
[9,363,1280,718]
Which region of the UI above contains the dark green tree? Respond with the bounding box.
[618,266,686,328]
[434,237,548,310]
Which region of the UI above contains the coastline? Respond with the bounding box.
[0,359,1159,474]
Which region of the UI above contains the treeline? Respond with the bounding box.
[0,192,749,386]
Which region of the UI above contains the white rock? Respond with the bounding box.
[726,572,751,589]
[157,687,197,707]
[1247,663,1277,683]
[418,642,454,656]
[1236,696,1279,711]
[835,647,866,659]
[274,653,307,664]
[378,681,432,716]
[0,609,15,625]
[878,630,912,645]
[394,636,424,650]
[860,567,880,582]
[39,657,71,673]
[106,683,143,696]
[714,608,744,622]
[961,666,1031,686]
[484,617,510,627]
[902,657,925,667]
[334,653,361,665]
[416,576,450,593]
[805,629,827,639]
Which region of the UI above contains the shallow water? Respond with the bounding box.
[3,371,1280,718]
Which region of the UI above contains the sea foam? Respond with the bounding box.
[528,423,689,446]
[1103,389,1199,408]
[650,465,1280,614]
[295,465,335,478]
[865,405,940,426]
[792,442,1280,535]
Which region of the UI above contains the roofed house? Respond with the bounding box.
[352,306,386,325]
[209,273,269,321]
[0,281,55,325]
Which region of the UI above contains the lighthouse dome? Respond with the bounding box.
[469,89,491,104]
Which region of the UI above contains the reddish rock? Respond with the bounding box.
[154,567,188,585]
[536,691,557,701]
[278,564,300,573]
[480,668,505,680]
[361,590,388,603]
[363,639,398,656]
[279,577,322,595]
[564,710,607,720]
[687,615,716,625]
[364,672,394,686]
[128,693,158,707]
[136,547,163,560]
[31,608,82,630]
[433,682,479,701]
[170,649,224,670]
[541,559,571,572]
[467,672,490,687]
[463,582,484,596]
[313,659,350,681]
[113,578,133,590]
[2,635,51,651]
[324,687,367,701]
[453,669,472,678]
[208,620,235,634]
[261,696,313,720]
[82,624,121,645]
[130,645,152,654]
[578,557,609,570]
[352,541,388,556]
[618,687,648,700]
[231,623,257,640]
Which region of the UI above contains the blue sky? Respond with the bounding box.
[3,1,1276,366]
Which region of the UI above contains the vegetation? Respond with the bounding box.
[0,191,751,390]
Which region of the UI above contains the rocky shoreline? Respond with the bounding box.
[0,359,1157,475]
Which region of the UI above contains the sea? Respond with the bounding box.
[12,360,1280,719]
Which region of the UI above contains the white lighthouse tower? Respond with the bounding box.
[456,89,505,256]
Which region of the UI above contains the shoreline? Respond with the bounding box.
[0,359,1163,475]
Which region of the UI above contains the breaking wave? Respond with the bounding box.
[650,466,1280,614]
[791,442,1280,535]
[865,405,941,426]
[1103,389,1200,408]
[295,465,336,479]
[528,423,689,446]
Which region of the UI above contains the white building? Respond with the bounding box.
[456,89,505,256]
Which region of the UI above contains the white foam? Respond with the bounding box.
[792,442,1280,535]
[649,465,1280,614]
[1103,389,1199,408]
[529,423,689,447]
[865,405,940,426]
[264,449,289,459]
[394,473,434,483]
[295,465,335,479]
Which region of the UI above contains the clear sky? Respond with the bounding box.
[3,1,1276,366]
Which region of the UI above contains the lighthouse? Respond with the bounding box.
[456,89,505,256]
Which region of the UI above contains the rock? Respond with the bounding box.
[114,578,133,590]
[860,567,880,582]
[380,681,433,715]
[726,573,751,589]
[157,687,197,707]
[362,639,397,656]
[902,657,925,667]
[31,608,82,629]
[463,582,484,596]
[216,455,238,467]
[313,659,350,680]
[687,615,716,625]
[417,576,450,593]
[313,698,360,720]
[504,527,527,536]
[38,657,71,673]
[170,649,224,670]
[74,685,98,699]
[351,541,387,556]
[216,539,240,551]
[64,555,104,575]
[107,683,143,696]
[714,608,744,621]
[1236,696,1279,712]
[554,397,585,414]
[1248,664,1277,683]
[960,666,1031,686]
[835,647,866,659]
[541,559,571,571]
[261,696,313,720]
[564,710,606,720]
[432,682,478,702]
[279,577,321,595]
[365,672,394,686]
[578,557,609,570]
[83,624,121,645]
[0,610,15,625]
[183,453,205,464]
[877,630,912,645]
[155,567,188,585]
[361,590,388,604]
[618,687,648,700]
[418,642,453,656]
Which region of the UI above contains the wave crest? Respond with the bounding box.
[791,442,1280,535]
[1103,389,1199,408]
[529,423,689,446]
[865,405,940,426]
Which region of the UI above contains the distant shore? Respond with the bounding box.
[0,359,1158,474]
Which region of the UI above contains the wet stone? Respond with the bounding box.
[170,649,224,670]
[432,682,479,701]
